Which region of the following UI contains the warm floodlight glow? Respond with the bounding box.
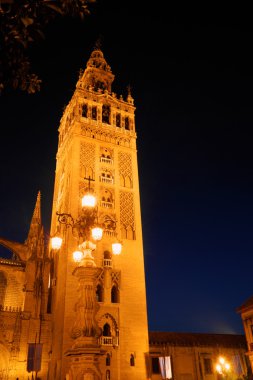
[112,242,122,255]
[51,236,62,250]
[225,363,230,371]
[216,364,222,373]
[73,250,83,262]
[82,194,96,208]
[91,227,103,241]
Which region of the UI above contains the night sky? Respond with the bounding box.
[1,2,253,334]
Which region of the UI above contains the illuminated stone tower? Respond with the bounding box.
[49,46,149,379]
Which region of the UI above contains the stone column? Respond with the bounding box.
[65,257,104,380]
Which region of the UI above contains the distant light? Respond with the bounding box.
[51,236,62,250]
[82,194,96,208]
[112,242,122,255]
[92,227,103,241]
[73,250,83,262]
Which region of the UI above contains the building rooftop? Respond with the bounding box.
[149,331,247,348]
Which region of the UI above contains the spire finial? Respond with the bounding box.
[32,191,41,222]
[127,84,132,96]
[93,36,103,51]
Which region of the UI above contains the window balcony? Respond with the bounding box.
[99,336,118,346]
[104,230,117,238]
[100,176,114,184]
[100,157,113,164]
[99,336,113,346]
[103,259,112,268]
[100,201,113,209]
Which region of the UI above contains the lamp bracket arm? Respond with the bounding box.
[56,212,75,228]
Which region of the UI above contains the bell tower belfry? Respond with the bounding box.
[49,45,149,380]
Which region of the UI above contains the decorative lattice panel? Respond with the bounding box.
[119,191,135,229]
[80,142,95,175]
[96,269,104,283]
[118,152,132,177]
[111,271,121,285]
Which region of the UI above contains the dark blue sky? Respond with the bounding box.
[0,1,253,334]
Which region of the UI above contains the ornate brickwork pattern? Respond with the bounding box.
[80,142,96,175]
[118,152,132,177]
[111,271,121,285]
[96,270,104,283]
[119,191,135,229]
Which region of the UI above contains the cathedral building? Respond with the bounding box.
[0,46,251,380]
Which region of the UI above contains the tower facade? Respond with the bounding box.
[49,47,149,379]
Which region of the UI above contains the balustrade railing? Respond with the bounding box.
[103,259,112,268]
[100,176,114,184]
[100,157,113,164]
[0,305,22,312]
[101,201,113,209]
[104,230,117,237]
[99,336,118,346]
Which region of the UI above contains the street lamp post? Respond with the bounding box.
[215,356,231,379]
[50,177,122,379]
[51,176,122,259]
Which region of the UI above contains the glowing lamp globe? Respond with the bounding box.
[91,227,103,241]
[51,236,62,250]
[82,194,96,208]
[112,242,122,255]
[73,250,83,262]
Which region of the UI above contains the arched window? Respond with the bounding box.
[104,251,112,260]
[92,106,97,120]
[47,286,52,313]
[96,284,103,302]
[120,174,125,187]
[106,353,111,366]
[130,354,135,366]
[82,104,88,118]
[127,226,135,240]
[125,175,132,188]
[103,250,112,268]
[116,113,121,127]
[125,117,129,130]
[121,226,127,240]
[0,271,7,308]
[100,148,112,163]
[111,285,119,303]
[100,171,113,184]
[102,105,111,124]
[103,323,111,337]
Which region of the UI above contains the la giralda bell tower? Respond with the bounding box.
[49,45,149,380]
